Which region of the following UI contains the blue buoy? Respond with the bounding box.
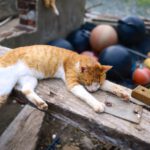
[99,45,132,80]
[48,39,74,50]
[117,16,146,46]
[67,29,91,53]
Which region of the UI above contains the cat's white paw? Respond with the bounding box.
[121,92,130,101]
[37,101,48,110]
[92,102,105,113]
[113,88,130,101]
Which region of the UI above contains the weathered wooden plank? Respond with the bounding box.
[0,105,45,150]
[36,79,150,149]
[0,97,22,135]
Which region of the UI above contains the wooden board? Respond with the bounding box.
[36,79,150,149]
[0,105,45,150]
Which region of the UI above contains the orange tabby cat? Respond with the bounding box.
[0,45,130,112]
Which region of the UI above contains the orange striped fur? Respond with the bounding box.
[0,45,109,89]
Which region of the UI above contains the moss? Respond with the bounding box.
[137,0,150,6]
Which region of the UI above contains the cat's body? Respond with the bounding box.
[0,45,130,112]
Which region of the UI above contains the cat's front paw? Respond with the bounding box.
[113,88,130,101]
[37,101,48,110]
[92,102,105,113]
[121,92,130,101]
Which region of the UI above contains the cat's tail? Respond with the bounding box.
[43,0,59,15]
[0,95,8,108]
[51,3,59,15]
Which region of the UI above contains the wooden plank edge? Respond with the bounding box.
[46,103,150,150]
[0,105,45,150]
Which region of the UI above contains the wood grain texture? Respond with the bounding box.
[36,79,150,148]
[0,105,45,150]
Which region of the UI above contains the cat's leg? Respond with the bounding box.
[100,80,130,101]
[16,76,48,110]
[70,84,105,113]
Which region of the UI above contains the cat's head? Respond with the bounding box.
[77,56,112,92]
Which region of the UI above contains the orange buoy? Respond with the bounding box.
[132,67,150,85]
[90,25,118,53]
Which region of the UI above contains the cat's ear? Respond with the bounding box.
[101,65,112,73]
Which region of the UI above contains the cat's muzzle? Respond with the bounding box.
[85,82,100,93]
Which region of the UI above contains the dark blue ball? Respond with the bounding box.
[99,45,132,81]
[48,39,74,50]
[67,29,91,53]
[117,16,145,46]
[80,22,96,31]
[135,35,150,55]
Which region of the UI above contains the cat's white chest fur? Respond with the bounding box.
[53,65,66,81]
